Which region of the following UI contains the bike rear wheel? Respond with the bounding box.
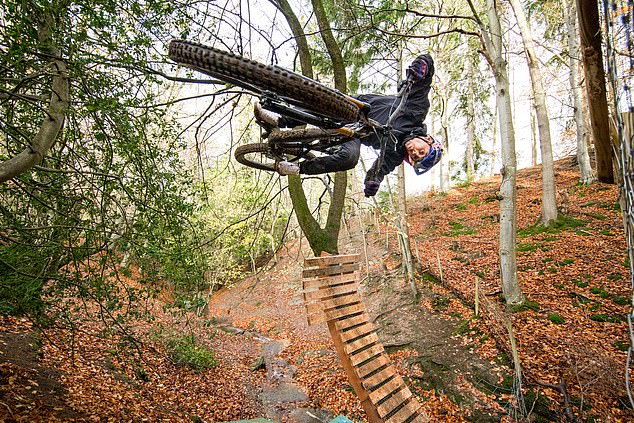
[234,143,315,172]
[169,40,360,123]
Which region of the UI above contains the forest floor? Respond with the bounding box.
[0,157,632,422]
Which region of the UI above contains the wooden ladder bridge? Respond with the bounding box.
[302,254,427,423]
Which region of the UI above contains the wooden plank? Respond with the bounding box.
[303,283,359,301]
[408,411,428,423]
[323,302,366,321]
[304,254,360,267]
[334,313,370,332]
[339,321,375,343]
[349,343,384,366]
[302,262,358,278]
[384,399,421,423]
[354,354,391,380]
[307,312,328,326]
[303,272,357,290]
[368,374,405,404]
[360,364,398,391]
[376,387,412,417]
[326,320,382,423]
[344,332,379,355]
[305,294,360,315]
[307,302,366,326]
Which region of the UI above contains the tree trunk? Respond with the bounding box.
[509,0,558,225]
[468,0,524,305]
[0,9,70,183]
[566,0,596,185]
[271,0,313,79]
[575,0,614,184]
[310,0,347,91]
[466,60,476,182]
[530,104,538,167]
[271,0,347,256]
[491,96,499,176]
[397,164,415,294]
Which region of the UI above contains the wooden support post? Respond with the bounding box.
[475,276,480,317]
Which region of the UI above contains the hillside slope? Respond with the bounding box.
[0,157,631,422]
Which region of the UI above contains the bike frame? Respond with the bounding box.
[258,77,415,168]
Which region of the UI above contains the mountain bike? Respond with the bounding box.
[168,40,413,172]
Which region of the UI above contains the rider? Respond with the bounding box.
[259,53,442,197]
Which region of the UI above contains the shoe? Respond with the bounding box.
[276,161,300,176]
[254,101,279,127]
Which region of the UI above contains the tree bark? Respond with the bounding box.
[467,0,524,305]
[566,0,596,185]
[509,0,558,225]
[270,0,313,79]
[575,0,614,183]
[310,0,347,90]
[270,0,347,255]
[466,60,476,182]
[0,9,69,183]
[397,164,415,294]
[487,0,523,305]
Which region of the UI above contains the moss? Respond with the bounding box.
[614,341,630,351]
[548,313,565,324]
[571,292,603,311]
[590,286,610,298]
[590,314,623,323]
[511,299,540,313]
[523,390,557,422]
[167,334,217,371]
[500,372,514,389]
[420,272,442,285]
[576,229,594,236]
[518,215,587,238]
[453,318,475,336]
[517,243,538,252]
[572,279,589,288]
[432,295,451,311]
[554,215,588,229]
[612,296,629,306]
[446,220,478,236]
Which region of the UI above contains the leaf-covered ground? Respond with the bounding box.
[0,157,632,422]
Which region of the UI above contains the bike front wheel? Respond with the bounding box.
[234,143,315,172]
[169,40,361,123]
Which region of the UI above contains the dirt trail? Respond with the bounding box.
[208,223,508,422]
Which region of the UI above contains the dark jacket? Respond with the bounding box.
[355,53,434,184]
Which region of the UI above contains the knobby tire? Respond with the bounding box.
[169,40,360,123]
[234,143,315,172]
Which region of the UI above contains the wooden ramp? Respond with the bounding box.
[302,254,427,423]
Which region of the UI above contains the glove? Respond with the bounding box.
[364,180,380,197]
[406,56,428,81]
